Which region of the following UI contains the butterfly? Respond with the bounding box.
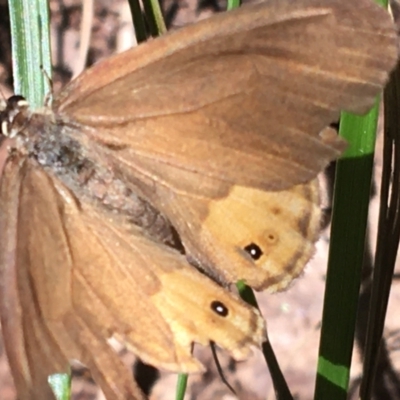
[0,0,397,399]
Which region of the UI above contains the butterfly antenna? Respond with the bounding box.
[210,342,237,396]
[40,65,54,107]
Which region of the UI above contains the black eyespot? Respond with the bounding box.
[211,301,229,317]
[244,243,263,260]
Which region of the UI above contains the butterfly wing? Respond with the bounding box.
[65,178,266,370]
[0,155,147,399]
[0,155,265,398]
[154,180,323,291]
[0,154,74,400]
[56,0,397,192]
[51,0,398,290]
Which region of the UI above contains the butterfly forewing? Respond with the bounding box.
[57,0,397,191]
[0,156,71,400]
[48,0,398,290]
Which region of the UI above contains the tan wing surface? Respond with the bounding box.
[57,0,397,192]
[0,156,265,398]
[0,167,67,399]
[0,156,147,399]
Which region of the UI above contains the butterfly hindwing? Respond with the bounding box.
[0,155,266,398]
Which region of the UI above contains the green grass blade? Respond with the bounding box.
[359,64,400,400]
[142,0,167,36]
[227,0,241,11]
[175,373,189,400]
[314,106,378,400]
[8,0,51,106]
[237,282,292,400]
[314,0,390,396]
[126,0,148,43]
[48,373,72,400]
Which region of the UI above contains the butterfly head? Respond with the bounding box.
[0,95,30,140]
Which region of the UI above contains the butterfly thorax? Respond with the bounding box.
[0,95,176,245]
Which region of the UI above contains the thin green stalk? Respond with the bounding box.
[237,282,293,400]
[314,106,378,400]
[314,0,390,396]
[142,0,167,36]
[359,62,400,400]
[127,0,148,43]
[8,0,51,106]
[48,373,72,400]
[175,373,189,400]
[227,0,241,11]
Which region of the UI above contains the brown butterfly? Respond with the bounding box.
[0,0,397,399]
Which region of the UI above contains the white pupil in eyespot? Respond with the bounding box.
[244,243,263,260]
[211,300,228,317]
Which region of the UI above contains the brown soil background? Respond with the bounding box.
[0,0,399,399]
